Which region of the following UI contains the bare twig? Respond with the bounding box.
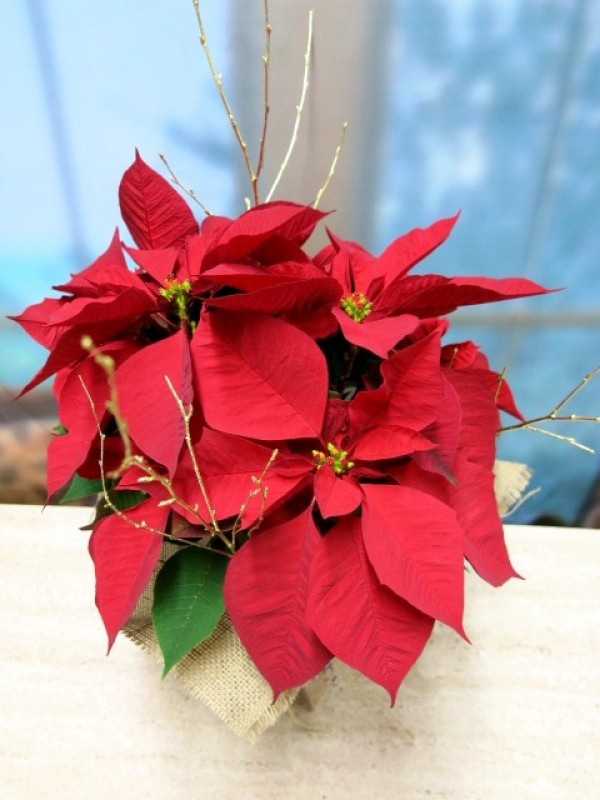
[498,367,600,451]
[552,366,600,416]
[494,367,507,404]
[519,425,595,454]
[265,9,314,203]
[313,121,348,209]
[230,448,279,546]
[191,0,258,204]
[79,371,219,554]
[163,376,231,552]
[157,152,212,216]
[255,0,272,193]
[80,337,134,471]
[446,347,459,370]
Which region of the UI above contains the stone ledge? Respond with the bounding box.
[1,504,598,799]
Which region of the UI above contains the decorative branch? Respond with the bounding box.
[518,425,595,454]
[313,121,348,209]
[80,337,134,472]
[230,448,279,547]
[494,367,507,404]
[163,376,229,550]
[498,367,600,451]
[157,152,212,216]
[255,0,272,192]
[446,346,459,370]
[265,9,314,203]
[191,0,258,205]
[78,370,220,554]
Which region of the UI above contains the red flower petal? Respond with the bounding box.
[306,516,434,703]
[377,212,460,283]
[17,320,136,397]
[351,425,434,462]
[89,500,167,651]
[361,484,466,637]
[473,368,525,421]
[444,367,499,470]
[377,272,551,318]
[325,232,382,296]
[124,246,180,286]
[172,427,309,527]
[115,329,193,476]
[47,286,156,328]
[204,202,326,267]
[202,260,325,291]
[206,277,341,318]
[193,311,327,440]
[313,468,362,518]
[453,456,520,587]
[412,374,461,479]
[9,297,68,350]
[225,507,332,698]
[47,341,138,498]
[333,307,420,358]
[119,151,199,249]
[349,327,443,435]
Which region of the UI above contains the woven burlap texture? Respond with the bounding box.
[494,459,532,517]
[124,460,531,741]
[123,543,298,743]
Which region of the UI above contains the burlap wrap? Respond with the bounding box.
[493,459,533,516]
[123,543,298,742]
[123,460,532,740]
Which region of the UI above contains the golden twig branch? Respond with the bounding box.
[313,121,348,209]
[230,448,279,546]
[446,347,459,370]
[163,376,232,553]
[494,367,507,404]
[80,337,133,473]
[157,152,212,216]
[191,0,258,205]
[255,0,272,190]
[265,9,314,203]
[79,372,217,554]
[520,425,595,454]
[498,367,600,451]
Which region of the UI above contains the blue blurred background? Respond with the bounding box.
[1,0,599,520]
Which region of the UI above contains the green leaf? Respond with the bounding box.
[52,423,68,436]
[152,547,228,677]
[103,488,147,514]
[59,474,104,504]
[79,489,148,530]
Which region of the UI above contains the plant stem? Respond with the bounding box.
[191,0,258,205]
[255,0,272,198]
[314,122,348,209]
[265,9,314,203]
[157,152,212,215]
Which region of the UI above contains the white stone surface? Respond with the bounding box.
[1,504,599,799]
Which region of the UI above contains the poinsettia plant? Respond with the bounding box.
[12,144,553,696]
[11,2,599,725]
